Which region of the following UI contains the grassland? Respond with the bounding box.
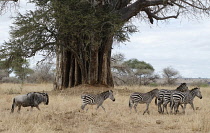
[0,83,209,133]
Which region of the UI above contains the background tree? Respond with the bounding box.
[0,49,33,82]
[123,59,156,85]
[27,62,55,83]
[111,53,128,85]
[0,0,210,89]
[162,66,181,85]
[111,55,159,86]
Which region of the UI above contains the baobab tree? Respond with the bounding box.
[0,0,209,90]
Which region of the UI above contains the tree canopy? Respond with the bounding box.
[0,0,210,89]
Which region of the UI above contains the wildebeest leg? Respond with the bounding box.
[31,107,33,111]
[17,105,21,113]
[143,104,149,115]
[36,106,40,111]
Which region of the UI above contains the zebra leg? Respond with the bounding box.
[174,103,178,114]
[143,104,149,115]
[158,100,163,114]
[133,103,138,113]
[101,105,106,112]
[190,102,195,111]
[81,104,87,110]
[163,102,169,114]
[182,104,187,114]
[173,102,179,114]
[170,101,175,114]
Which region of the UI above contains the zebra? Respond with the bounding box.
[129,88,159,115]
[156,83,188,114]
[81,90,115,111]
[170,87,202,114]
[11,92,49,113]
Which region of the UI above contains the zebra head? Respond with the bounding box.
[176,83,188,92]
[192,87,202,99]
[108,90,115,102]
[151,88,159,98]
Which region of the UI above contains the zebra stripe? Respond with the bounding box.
[81,90,115,111]
[129,88,159,115]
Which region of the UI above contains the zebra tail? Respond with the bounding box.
[155,97,158,105]
[129,98,132,108]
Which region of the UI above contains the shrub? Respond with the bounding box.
[1,77,21,83]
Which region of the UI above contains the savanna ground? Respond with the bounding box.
[0,83,210,133]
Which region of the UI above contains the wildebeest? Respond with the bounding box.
[11,92,49,113]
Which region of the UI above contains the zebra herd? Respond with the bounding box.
[81,83,202,114]
[10,83,202,115]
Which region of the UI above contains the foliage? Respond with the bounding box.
[0,0,136,77]
[0,69,9,80]
[111,53,159,86]
[123,59,154,75]
[1,0,210,88]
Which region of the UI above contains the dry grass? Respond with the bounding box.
[0,83,210,133]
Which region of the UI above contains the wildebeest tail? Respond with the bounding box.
[11,98,15,113]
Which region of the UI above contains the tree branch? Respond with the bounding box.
[119,0,169,22]
[143,7,179,24]
[180,0,209,10]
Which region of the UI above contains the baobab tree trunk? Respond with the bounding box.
[54,34,114,90]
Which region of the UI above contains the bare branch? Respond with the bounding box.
[153,5,167,14]
[0,0,18,15]
[143,7,179,24]
[180,0,209,10]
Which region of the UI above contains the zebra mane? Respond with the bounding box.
[100,90,110,95]
[100,90,112,99]
[176,83,188,91]
[148,88,158,94]
[190,87,200,92]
